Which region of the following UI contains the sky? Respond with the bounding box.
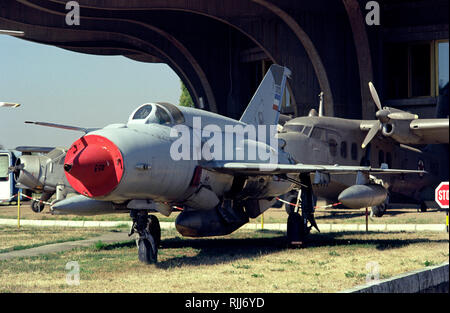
[0,35,182,149]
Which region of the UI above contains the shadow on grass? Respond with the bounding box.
[316,209,422,220]
[303,231,448,251]
[94,230,448,269]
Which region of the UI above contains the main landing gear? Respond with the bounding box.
[129,210,161,264]
[286,173,319,246]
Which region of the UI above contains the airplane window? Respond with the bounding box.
[303,126,312,137]
[351,143,358,160]
[132,105,153,120]
[329,139,338,157]
[340,141,347,159]
[155,106,172,125]
[378,150,385,166]
[157,102,185,124]
[283,125,304,133]
[0,155,9,181]
[311,127,326,141]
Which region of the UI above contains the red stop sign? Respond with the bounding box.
[435,182,449,209]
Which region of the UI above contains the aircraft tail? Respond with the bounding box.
[239,64,291,127]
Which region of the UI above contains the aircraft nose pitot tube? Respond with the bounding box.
[64,135,124,197]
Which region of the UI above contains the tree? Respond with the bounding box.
[179,81,194,107]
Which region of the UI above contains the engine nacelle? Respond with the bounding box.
[382,120,421,144]
[338,184,387,209]
[14,148,70,193]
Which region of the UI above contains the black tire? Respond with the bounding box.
[138,237,157,264]
[31,200,45,213]
[148,215,161,248]
[420,202,428,212]
[287,212,306,245]
[371,205,385,217]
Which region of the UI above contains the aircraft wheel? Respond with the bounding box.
[148,215,161,248]
[371,205,385,217]
[31,200,45,213]
[287,212,306,246]
[138,235,158,264]
[420,202,428,213]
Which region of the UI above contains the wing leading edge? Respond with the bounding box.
[203,162,426,176]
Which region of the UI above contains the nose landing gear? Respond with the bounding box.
[129,210,161,264]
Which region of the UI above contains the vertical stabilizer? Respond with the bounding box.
[239,64,291,127]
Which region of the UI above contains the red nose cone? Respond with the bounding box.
[64,135,124,197]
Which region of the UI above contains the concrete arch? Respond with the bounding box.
[342,0,375,119]
[0,13,202,111]
[14,0,218,112]
[249,0,334,116]
[46,0,334,116]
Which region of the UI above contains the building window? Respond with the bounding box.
[436,41,449,96]
[351,143,358,161]
[385,40,449,101]
[340,141,347,159]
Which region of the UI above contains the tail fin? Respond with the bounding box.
[239,64,291,127]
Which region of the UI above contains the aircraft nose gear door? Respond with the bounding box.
[129,210,161,264]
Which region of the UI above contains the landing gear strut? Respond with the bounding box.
[31,192,54,213]
[129,210,161,264]
[286,173,319,246]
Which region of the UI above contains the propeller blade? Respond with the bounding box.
[361,121,381,149]
[368,82,382,111]
[387,112,419,120]
[8,164,23,174]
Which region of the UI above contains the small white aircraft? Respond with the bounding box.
[0,102,20,108]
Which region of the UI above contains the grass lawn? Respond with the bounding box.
[0,228,448,293]
[0,225,118,253]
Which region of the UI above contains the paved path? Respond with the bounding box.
[0,231,131,261]
[0,218,447,232]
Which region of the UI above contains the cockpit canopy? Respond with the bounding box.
[128,102,185,125]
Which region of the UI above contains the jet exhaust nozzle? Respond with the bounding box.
[338,184,387,209]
